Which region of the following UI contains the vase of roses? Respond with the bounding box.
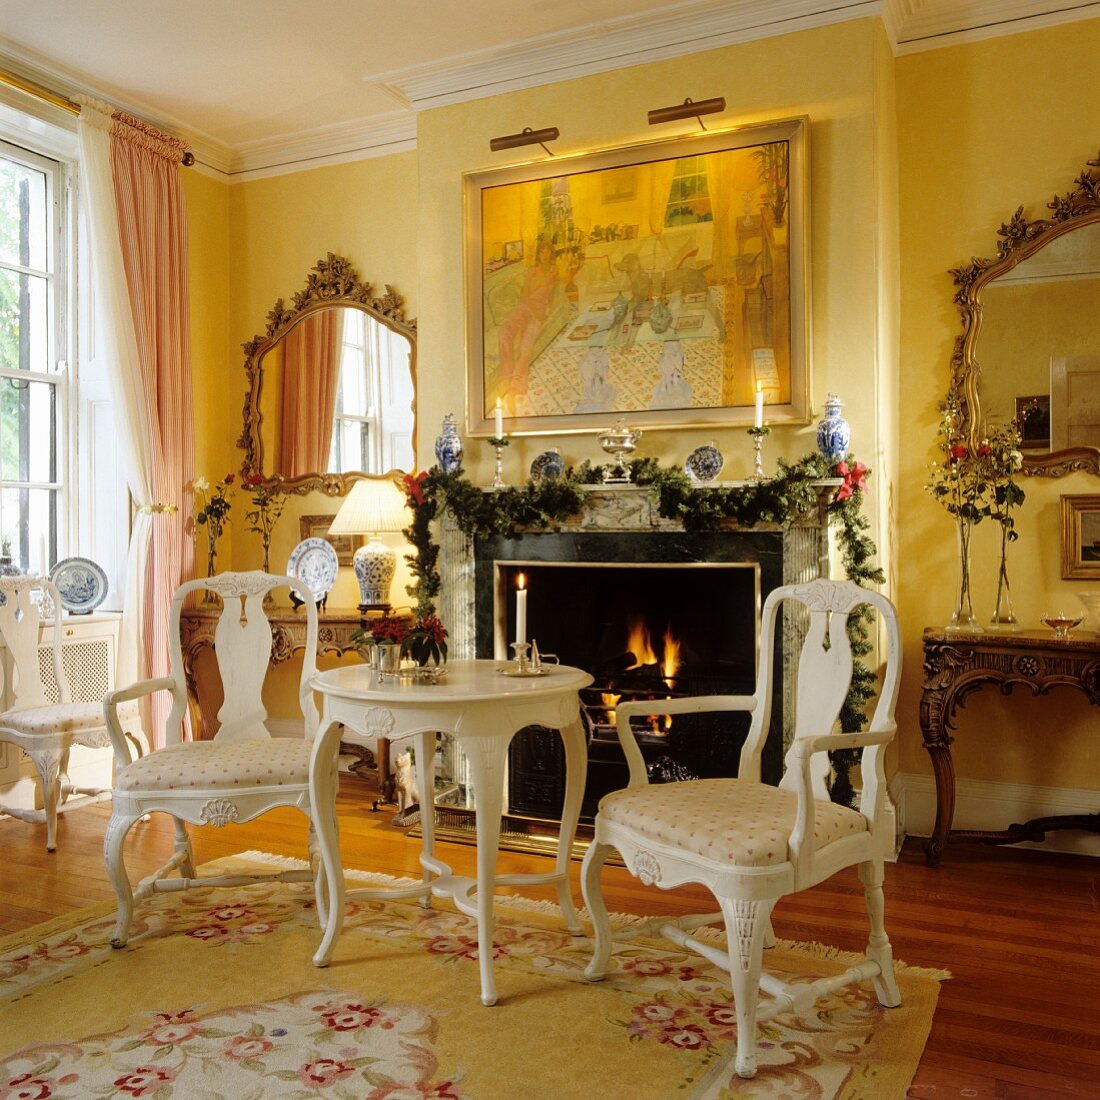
[243,473,286,576]
[984,417,1026,630]
[193,473,236,599]
[926,404,991,633]
[352,610,448,681]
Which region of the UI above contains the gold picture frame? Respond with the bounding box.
[299,514,359,567]
[464,117,810,436]
[1060,494,1100,578]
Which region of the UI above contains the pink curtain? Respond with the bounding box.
[277,310,340,475]
[109,111,194,738]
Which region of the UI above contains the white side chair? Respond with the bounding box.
[0,575,143,851]
[103,571,330,949]
[581,579,903,1080]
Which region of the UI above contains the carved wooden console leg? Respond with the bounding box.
[922,741,956,867]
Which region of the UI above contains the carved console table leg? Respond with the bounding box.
[919,687,956,867]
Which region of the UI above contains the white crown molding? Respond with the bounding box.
[894,0,1100,53]
[6,1,1100,178]
[227,112,417,183]
[369,0,880,112]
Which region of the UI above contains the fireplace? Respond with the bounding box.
[435,484,832,840]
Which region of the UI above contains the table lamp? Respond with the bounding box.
[328,476,409,611]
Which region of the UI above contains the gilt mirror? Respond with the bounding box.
[239,253,417,495]
[950,150,1100,476]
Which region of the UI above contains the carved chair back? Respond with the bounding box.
[0,577,70,710]
[165,572,319,747]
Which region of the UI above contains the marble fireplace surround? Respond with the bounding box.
[438,483,835,773]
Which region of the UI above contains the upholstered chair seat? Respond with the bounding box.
[597,777,869,868]
[115,737,312,793]
[1,699,139,740]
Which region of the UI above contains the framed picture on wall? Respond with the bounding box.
[1015,393,1051,450]
[1060,494,1100,578]
[463,117,810,436]
[299,514,359,567]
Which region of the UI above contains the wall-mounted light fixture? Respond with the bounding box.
[647,96,726,130]
[489,126,560,156]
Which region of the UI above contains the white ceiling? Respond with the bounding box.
[1,0,1097,179]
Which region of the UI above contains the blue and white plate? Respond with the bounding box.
[287,537,339,602]
[530,449,565,481]
[685,443,724,484]
[49,557,108,614]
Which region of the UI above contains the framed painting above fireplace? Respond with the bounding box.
[463,117,810,437]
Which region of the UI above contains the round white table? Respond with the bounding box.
[308,658,593,1005]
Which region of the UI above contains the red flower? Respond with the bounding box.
[4,1075,54,1100]
[224,473,235,484]
[297,1059,354,1089]
[949,444,968,462]
[113,1066,177,1096]
[247,473,263,486]
[978,441,992,456]
[404,471,428,507]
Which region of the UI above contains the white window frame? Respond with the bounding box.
[0,137,69,574]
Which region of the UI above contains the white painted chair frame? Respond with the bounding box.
[0,576,143,851]
[103,571,329,949]
[581,579,903,1080]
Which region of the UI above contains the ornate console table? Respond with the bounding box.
[920,628,1100,866]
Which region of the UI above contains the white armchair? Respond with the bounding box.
[0,576,143,851]
[581,579,903,1080]
[103,571,330,949]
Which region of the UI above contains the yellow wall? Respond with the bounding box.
[896,18,1100,790]
[184,13,1100,799]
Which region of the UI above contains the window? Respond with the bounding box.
[0,120,128,607]
[329,310,414,474]
[0,140,64,574]
[664,156,712,227]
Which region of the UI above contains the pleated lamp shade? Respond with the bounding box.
[329,478,409,610]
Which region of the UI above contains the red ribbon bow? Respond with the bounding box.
[404,471,428,507]
[834,459,867,502]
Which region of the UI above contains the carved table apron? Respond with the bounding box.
[920,628,1100,866]
[308,658,593,1006]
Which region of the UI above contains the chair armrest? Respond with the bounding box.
[789,725,895,760]
[104,676,177,767]
[614,695,758,786]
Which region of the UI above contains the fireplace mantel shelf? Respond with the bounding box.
[484,478,843,493]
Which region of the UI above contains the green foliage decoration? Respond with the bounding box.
[398,453,884,805]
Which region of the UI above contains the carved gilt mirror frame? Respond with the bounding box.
[238,253,417,496]
[949,151,1100,477]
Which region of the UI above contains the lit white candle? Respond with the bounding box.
[494,398,504,439]
[515,573,527,647]
[754,384,764,429]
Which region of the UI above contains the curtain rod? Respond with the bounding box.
[0,68,195,166]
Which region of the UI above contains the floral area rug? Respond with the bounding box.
[0,852,946,1099]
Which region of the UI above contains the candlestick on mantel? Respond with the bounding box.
[754,384,764,429]
[515,574,528,647]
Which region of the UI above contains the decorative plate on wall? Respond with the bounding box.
[287,538,339,602]
[49,557,109,614]
[530,449,565,481]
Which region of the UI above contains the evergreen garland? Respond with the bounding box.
[399,454,883,803]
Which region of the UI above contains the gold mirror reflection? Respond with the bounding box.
[240,254,417,496]
[949,152,1100,477]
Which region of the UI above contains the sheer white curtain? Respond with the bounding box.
[77,99,193,742]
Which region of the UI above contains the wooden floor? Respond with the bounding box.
[2,787,1098,1099]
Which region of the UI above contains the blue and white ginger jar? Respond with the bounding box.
[434,413,463,474]
[816,393,851,461]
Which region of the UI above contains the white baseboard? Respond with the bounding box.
[892,772,1100,858]
[0,743,115,812]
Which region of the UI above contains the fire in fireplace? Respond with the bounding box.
[487,560,778,820]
